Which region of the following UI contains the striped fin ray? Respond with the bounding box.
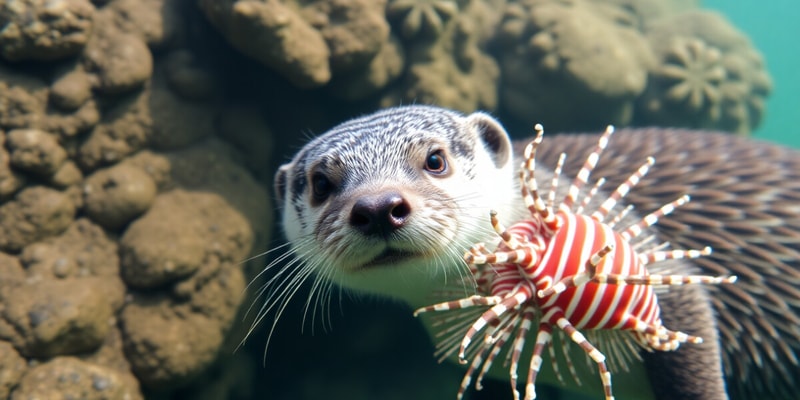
[561,125,614,212]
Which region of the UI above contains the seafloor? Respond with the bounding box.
[0,0,782,399]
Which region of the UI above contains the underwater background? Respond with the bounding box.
[705,0,800,148]
[0,0,798,399]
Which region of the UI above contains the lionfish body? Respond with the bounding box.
[415,125,737,400]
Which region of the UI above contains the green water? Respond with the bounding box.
[705,0,800,148]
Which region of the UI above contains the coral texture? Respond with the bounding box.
[639,10,771,133]
[387,0,460,39]
[496,0,654,130]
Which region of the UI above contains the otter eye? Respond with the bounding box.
[424,150,447,174]
[311,173,333,202]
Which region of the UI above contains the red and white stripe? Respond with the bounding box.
[415,124,737,400]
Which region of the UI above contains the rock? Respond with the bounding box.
[0,276,124,357]
[50,67,93,111]
[0,68,100,138]
[49,161,84,189]
[102,0,183,48]
[0,341,26,399]
[122,151,172,190]
[148,66,216,150]
[11,357,142,400]
[497,0,654,130]
[0,186,75,252]
[199,0,331,88]
[0,132,26,200]
[165,139,272,258]
[328,35,405,101]
[0,0,95,62]
[20,218,120,280]
[6,129,68,177]
[83,164,157,230]
[306,0,390,73]
[82,12,153,94]
[164,49,219,101]
[120,287,234,389]
[119,190,252,289]
[385,13,500,113]
[216,107,274,180]
[77,89,152,171]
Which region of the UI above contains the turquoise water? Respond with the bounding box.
[705,0,800,148]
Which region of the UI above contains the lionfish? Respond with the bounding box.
[414,124,738,400]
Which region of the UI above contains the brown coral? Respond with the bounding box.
[387,0,459,39]
[639,10,771,134]
[643,38,727,125]
[382,2,500,112]
[496,0,654,130]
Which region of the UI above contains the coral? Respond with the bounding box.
[496,0,654,130]
[387,0,460,39]
[639,10,772,134]
[0,0,95,61]
[644,38,726,124]
[382,3,501,112]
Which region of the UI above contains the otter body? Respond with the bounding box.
[272,105,800,400]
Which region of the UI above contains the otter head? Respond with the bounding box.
[274,106,516,305]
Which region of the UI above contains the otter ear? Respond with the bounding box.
[464,112,512,169]
[274,163,292,208]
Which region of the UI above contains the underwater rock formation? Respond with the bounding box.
[11,356,143,400]
[386,0,460,39]
[0,0,95,62]
[198,0,390,89]
[496,0,654,130]
[0,0,781,398]
[639,10,771,134]
[0,0,272,397]
[382,0,502,112]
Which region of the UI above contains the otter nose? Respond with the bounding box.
[349,192,411,237]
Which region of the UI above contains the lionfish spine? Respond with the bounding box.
[415,124,737,400]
